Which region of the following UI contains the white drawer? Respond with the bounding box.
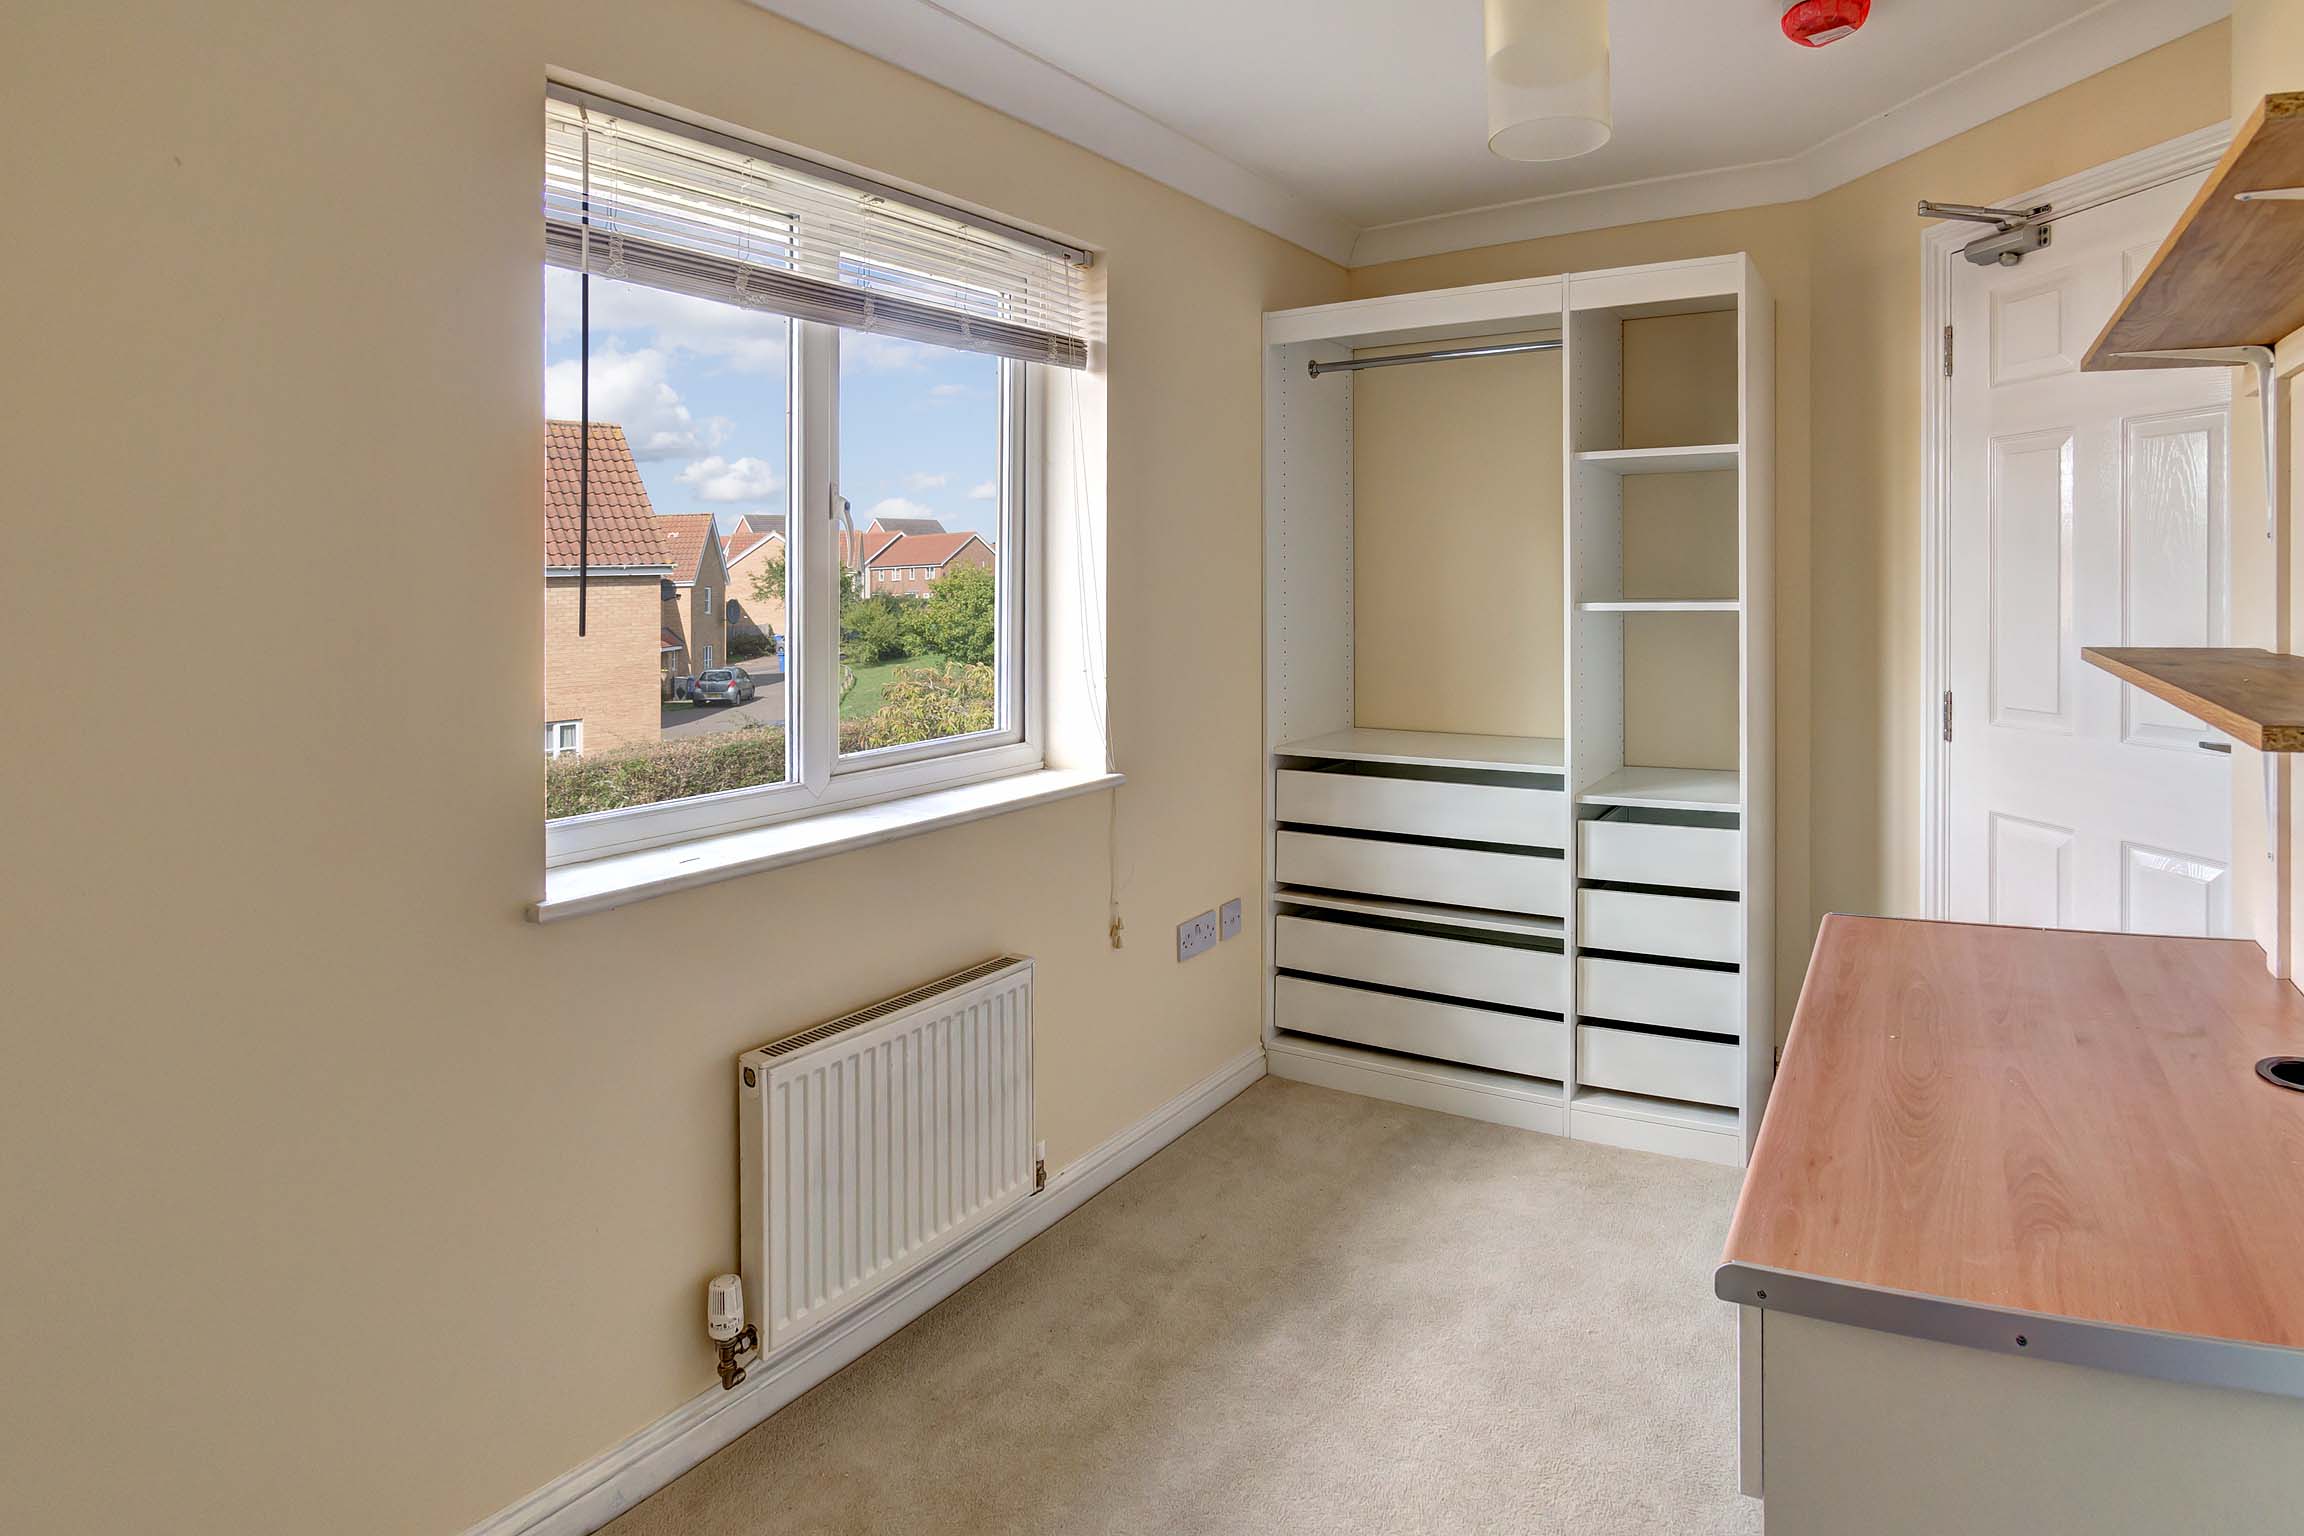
[1577,955,1742,1036]
[1578,814,1741,891]
[1276,975,1569,1080]
[1278,767,1566,848]
[1276,914,1566,1012]
[1578,1025,1740,1107]
[1276,830,1567,917]
[1577,888,1741,965]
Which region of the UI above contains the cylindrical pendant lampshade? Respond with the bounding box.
[1483,0,1612,161]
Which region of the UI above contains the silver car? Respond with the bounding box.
[694,667,757,705]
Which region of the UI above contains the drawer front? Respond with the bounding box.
[1577,955,1742,1036]
[1276,975,1569,1080]
[1578,1025,1740,1107]
[1276,831,1567,917]
[1276,914,1565,1012]
[1578,818,1741,891]
[1577,888,1741,965]
[1277,769,1567,848]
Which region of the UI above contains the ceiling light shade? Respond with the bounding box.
[1483,0,1612,162]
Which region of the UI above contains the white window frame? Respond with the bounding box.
[546,321,1040,867]
[545,719,583,758]
[700,585,712,615]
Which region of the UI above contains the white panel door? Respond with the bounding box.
[1946,176,2232,936]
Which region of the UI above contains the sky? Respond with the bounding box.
[542,267,1001,541]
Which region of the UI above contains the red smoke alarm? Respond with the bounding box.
[1782,0,1870,47]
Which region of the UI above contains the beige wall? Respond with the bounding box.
[1352,332,1564,737]
[1351,22,2230,1029]
[545,573,666,749]
[0,4,1343,1533]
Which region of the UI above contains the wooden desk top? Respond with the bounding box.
[1724,916,2304,1353]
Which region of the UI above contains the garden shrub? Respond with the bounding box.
[853,662,995,749]
[545,725,786,818]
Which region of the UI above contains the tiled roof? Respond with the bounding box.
[737,514,788,540]
[838,530,903,570]
[655,513,723,586]
[868,515,947,537]
[544,421,672,571]
[869,532,989,569]
[660,628,685,653]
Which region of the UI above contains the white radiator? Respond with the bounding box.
[738,957,1035,1357]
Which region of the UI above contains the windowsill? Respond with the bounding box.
[530,766,1123,922]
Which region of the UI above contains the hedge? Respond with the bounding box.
[546,661,999,820]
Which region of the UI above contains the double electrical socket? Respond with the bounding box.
[1178,898,1245,962]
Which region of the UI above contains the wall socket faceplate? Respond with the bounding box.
[1177,910,1220,962]
[1219,898,1243,940]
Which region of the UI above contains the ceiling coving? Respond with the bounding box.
[745,0,2231,263]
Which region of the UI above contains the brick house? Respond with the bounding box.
[543,421,673,755]
[863,531,995,598]
[655,513,729,682]
[721,516,785,654]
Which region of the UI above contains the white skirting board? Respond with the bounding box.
[463,1047,1269,1536]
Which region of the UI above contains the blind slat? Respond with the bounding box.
[543,94,1090,369]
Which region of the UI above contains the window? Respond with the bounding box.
[545,720,583,757]
[540,87,1088,865]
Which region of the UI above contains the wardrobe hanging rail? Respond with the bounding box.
[1307,339,1561,378]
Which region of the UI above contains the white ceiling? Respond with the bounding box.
[751,0,2229,263]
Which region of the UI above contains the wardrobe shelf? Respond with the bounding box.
[1274,727,1566,773]
[1579,766,1742,811]
[1577,599,1739,613]
[2082,646,2304,751]
[1570,1087,1740,1134]
[1274,887,1567,940]
[1574,444,1738,475]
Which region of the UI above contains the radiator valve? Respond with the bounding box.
[707,1273,759,1391]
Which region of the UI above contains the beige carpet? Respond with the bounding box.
[605,1076,1760,1536]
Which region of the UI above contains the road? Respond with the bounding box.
[663,673,786,738]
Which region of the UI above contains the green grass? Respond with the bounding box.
[841,651,953,719]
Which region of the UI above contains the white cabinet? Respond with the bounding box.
[1261,253,1772,1168]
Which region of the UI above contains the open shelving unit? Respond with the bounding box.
[1262,255,1774,1166]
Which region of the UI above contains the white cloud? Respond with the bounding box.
[543,345,724,460]
[866,497,936,523]
[928,383,970,398]
[903,471,949,491]
[544,267,791,373]
[841,332,932,374]
[967,481,996,501]
[676,455,784,503]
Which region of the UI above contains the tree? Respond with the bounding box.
[753,555,861,608]
[906,562,997,666]
[842,593,912,665]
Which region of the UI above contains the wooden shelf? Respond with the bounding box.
[2082,647,2304,751]
[1579,765,1741,811]
[2085,93,2304,372]
[1573,444,1738,475]
[1273,727,1565,772]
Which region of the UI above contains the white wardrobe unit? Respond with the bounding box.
[1262,255,1774,1166]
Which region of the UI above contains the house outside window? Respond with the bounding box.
[545,719,583,757]
[541,87,1087,865]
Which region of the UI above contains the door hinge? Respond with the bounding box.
[1942,324,1954,378]
[1943,690,1954,743]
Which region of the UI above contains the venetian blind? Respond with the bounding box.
[544,88,1090,368]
